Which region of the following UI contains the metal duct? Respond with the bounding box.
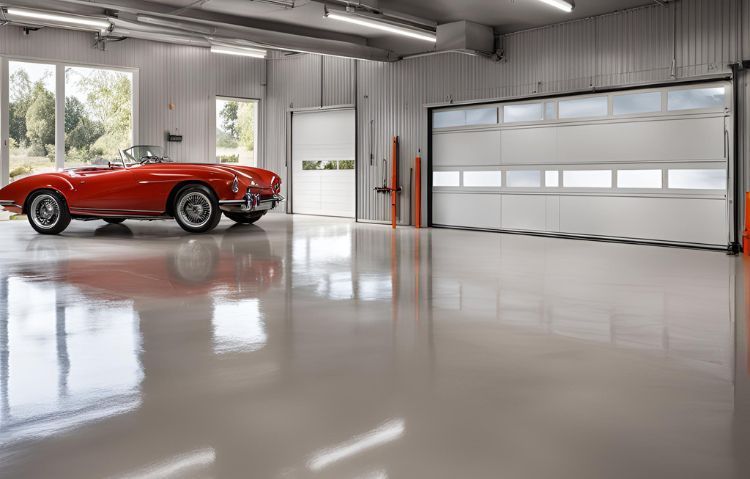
[4,0,397,61]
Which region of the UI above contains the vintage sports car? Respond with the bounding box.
[0,145,284,235]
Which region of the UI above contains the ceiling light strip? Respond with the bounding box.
[4,7,111,30]
[210,45,267,58]
[536,0,575,13]
[325,11,436,43]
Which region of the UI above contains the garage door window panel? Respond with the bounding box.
[617,169,663,189]
[433,110,465,129]
[563,170,612,188]
[464,171,502,187]
[668,169,726,190]
[613,92,662,116]
[506,171,541,188]
[559,96,608,119]
[668,87,726,111]
[503,103,543,123]
[545,171,559,187]
[433,171,460,187]
[465,108,498,126]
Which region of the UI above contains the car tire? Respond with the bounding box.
[103,218,126,224]
[173,185,221,234]
[27,190,71,235]
[223,211,265,224]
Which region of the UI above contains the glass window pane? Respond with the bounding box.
[544,102,556,120]
[506,170,541,187]
[64,66,133,169]
[668,87,725,111]
[338,160,355,170]
[617,169,662,188]
[545,170,559,187]
[466,108,498,126]
[216,98,257,166]
[563,170,612,188]
[433,171,460,187]
[433,110,465,128]
[613,92,662,115]
[9,61,56,181]
[558,96,608,119]
[503,103,543,123]
[463,171,501,187]
[668,169,725,190]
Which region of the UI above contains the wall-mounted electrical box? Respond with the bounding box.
[167,133,183,142]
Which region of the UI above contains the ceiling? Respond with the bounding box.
[143,0,661,53]
[1,0,665,59]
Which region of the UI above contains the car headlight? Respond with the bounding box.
[231,176,239,193]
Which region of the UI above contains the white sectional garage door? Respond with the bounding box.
[431,82,732,247]
[292,109,355,218]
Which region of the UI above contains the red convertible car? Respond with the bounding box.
[0,146,284,235]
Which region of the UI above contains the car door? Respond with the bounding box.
[67,167,142,212]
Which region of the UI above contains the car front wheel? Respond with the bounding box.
[173,185,221,233]
[27,190,71,235]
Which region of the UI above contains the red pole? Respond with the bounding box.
[391,136,398,229]
[415,150,421,229]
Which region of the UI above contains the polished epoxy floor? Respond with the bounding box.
[0,215,747,478]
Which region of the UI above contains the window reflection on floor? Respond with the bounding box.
[1,277,142,442]
[212,299,266,354]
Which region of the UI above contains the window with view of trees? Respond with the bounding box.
[216,98,257,166]
[64,67,133,168]
[8,61,57,181]
[7,61,134,182]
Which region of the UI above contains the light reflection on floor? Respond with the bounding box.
[0,215,746,478]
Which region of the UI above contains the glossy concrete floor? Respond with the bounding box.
[0,214,747,479]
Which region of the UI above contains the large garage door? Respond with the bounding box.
[292,109,355,218]
[431,82,733,248]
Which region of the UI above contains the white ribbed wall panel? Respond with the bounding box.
[0,25,265,164]
[266,0,750,224]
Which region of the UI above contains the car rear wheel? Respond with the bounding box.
[27,190,71,235]
[173,185,221,234]
[223,211,265,224]
[103,218,125,224]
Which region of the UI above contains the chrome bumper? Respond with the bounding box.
[219,193,285,213]
[0,200,21,208]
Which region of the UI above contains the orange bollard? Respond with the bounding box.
[415,150,421,229]
[391,136,398,229]
[744,192,750,255]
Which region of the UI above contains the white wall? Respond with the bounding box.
[0,25,265,163]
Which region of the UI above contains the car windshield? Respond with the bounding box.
[119,146,167,166]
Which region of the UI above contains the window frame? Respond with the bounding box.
[1,54,139,185]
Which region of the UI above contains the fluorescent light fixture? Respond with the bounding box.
[536,0,574,12]
[4,7,111,30]
[325,11,436,43]
[210,45,267,58]
[307,418,405,471]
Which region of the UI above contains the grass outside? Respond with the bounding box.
[217,147,254,166]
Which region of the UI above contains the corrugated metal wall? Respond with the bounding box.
[265,0,750,225]
[0,25,265,163]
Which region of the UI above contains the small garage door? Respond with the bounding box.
[431,82,733,248]
[292,109,355,218]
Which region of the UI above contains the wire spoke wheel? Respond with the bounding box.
[30,194,61,230]
[177,192,212,228]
